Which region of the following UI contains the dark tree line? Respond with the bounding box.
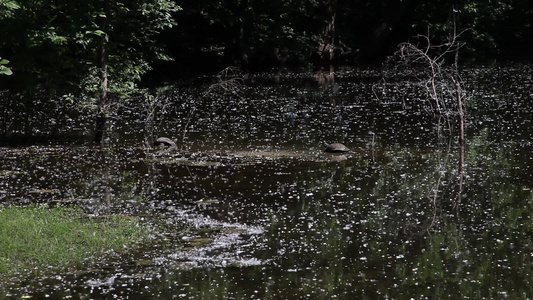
[2,0,532,88]
[164,0,533,74]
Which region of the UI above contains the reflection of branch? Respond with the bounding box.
[184,164,209,201]
[181,103,197,150]
[453,144,465,216]
[427,159,444,233]
[403,156,443,238]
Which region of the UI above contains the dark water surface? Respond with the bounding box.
[2,62,533,299]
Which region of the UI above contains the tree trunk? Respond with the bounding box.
[317,0,337,61]
[223,0,249,66]
[94,5,108,144]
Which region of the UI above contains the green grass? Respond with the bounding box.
[0,205,151,275]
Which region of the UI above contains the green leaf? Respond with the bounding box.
[0,58,9,65]
[1,0,20,10]
[86,30,106,36]
[0,66,13,75]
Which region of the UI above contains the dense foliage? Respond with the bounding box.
[0,0,180,142]
[0,0,179,92]
[2,0,532,87]
[169,0,533,70]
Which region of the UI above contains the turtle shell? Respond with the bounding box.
[154,137,177,148]
[324,142,349,153]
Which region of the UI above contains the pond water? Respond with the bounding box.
[2,62,533,299]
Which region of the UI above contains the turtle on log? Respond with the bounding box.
[324,142,350,153]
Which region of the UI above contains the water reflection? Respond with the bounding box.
[2,63,533,299]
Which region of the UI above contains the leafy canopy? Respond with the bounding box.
[0,0,180,98]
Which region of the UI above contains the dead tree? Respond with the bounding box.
[393,23,468,145]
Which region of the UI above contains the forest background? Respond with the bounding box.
[0,0,531,143]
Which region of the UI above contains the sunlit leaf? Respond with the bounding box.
[0,66,12,75]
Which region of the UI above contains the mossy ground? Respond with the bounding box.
[0,205,150,275]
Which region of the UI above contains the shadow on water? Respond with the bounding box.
[2,62,533,298]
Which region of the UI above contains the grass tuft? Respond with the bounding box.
[0,205,150,275]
